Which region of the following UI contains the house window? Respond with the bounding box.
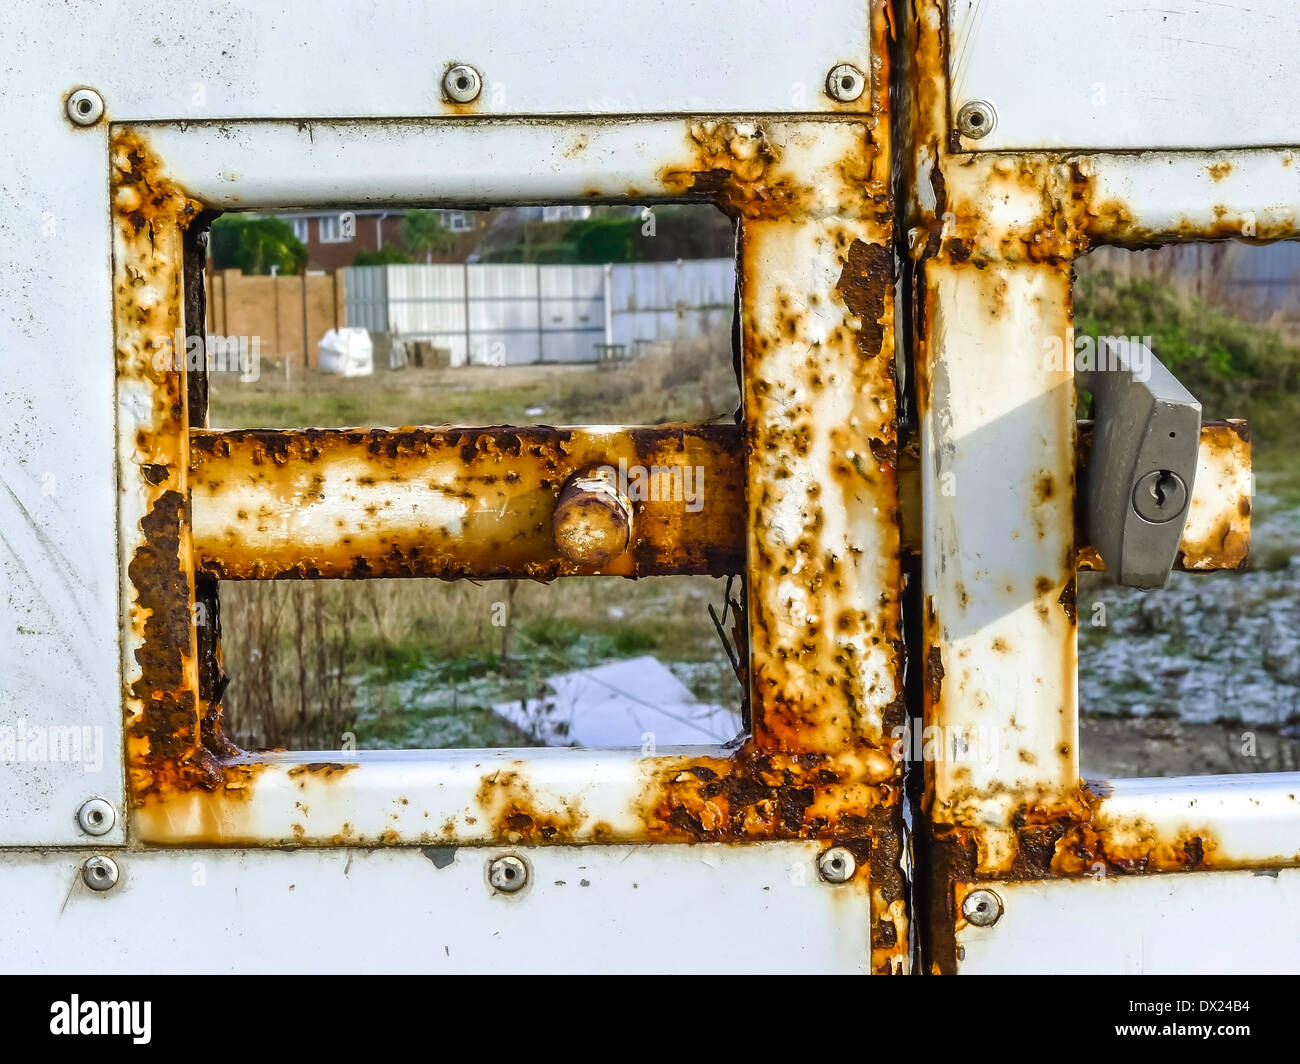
[439,210,472,233]
[542,205,592,222]
[287,217,309,243]
[318,214,352,243]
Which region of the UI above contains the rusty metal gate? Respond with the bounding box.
[1,0,1298,974]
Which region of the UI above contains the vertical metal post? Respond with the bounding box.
[535,260,545,364]
[603,262,614,350]
[300,271,309,367]
[461,261,472,366]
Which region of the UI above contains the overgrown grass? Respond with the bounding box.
[1074,267,1300,445]
[219,572,738,749]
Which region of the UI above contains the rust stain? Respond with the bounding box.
[191,425,744,580]
[836,239,893,360]
[657,121,809,221]
[924,646,944,703]
[113,129,226,801]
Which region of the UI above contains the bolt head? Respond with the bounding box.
[443,64,483,104]
[825,64,866,103]
[962,888,1003,927]
[66,88,105,127]
[817,846,857,883]
[76,797,116,837]
[552,468,633,568]
[82,856,119,892]
[487,854,529,893]
[955,100,996,140]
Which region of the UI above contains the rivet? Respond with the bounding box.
[66,88,105,127]
[487,854,529,893]
[825,64,866,103]
[443,64,483,104]
[817,846,856,883]
[955,100,996,140]
[76,797,116,837]
[962,888,1003,927]
[82,856,119,892]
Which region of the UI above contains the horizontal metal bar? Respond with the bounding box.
[191,420,1248,582]
[190,425,742,580]
[1077,418,1252,573]
[897,420,1248,572]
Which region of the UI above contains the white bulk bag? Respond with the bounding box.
[317,328,374,377]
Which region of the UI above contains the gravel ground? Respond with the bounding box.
[1078,477,1300,776]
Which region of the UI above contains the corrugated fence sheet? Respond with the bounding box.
[343,259,734,365]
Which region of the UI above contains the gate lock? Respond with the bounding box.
[1080,338,1202,589]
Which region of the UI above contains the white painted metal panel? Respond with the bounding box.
[949,0,1300,150]
[137,118,744,209]
[1094,773,1300,867]
[0,117,125,847]
[16,1,871,122]
[921,261,1078,825]
[0,844,871,974]
[957,870,1300,974]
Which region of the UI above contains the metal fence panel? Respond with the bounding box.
[384,264,468,364]
[539,264,604,362]
[609,258,734,346]
[341,257,736,365]
[343,265,389,334]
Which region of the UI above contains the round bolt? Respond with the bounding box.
[76,797,116,837]
[82,856,119,892]
[962,888,1003,927]
[66,88,105,127]
[955,99,996,140]
[825,64,867,103]
[817,846,857,883]
[552,467,633,568]
[487,854,529,894]
[1132,469,1189,524]
[442,64,483,104]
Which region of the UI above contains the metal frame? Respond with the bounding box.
[900,0,1298,973]
[111,3,909,974]
[5,0,1298,974]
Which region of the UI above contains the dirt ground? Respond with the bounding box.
[1081,715,1300,778]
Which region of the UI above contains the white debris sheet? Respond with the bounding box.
[492,656,742,747]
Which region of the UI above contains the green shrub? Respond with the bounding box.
[210,214,307,275]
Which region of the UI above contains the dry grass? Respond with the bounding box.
[207,334,738,429]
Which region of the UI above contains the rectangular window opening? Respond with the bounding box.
[193,202,746,753]
[1074,242,1300,777]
